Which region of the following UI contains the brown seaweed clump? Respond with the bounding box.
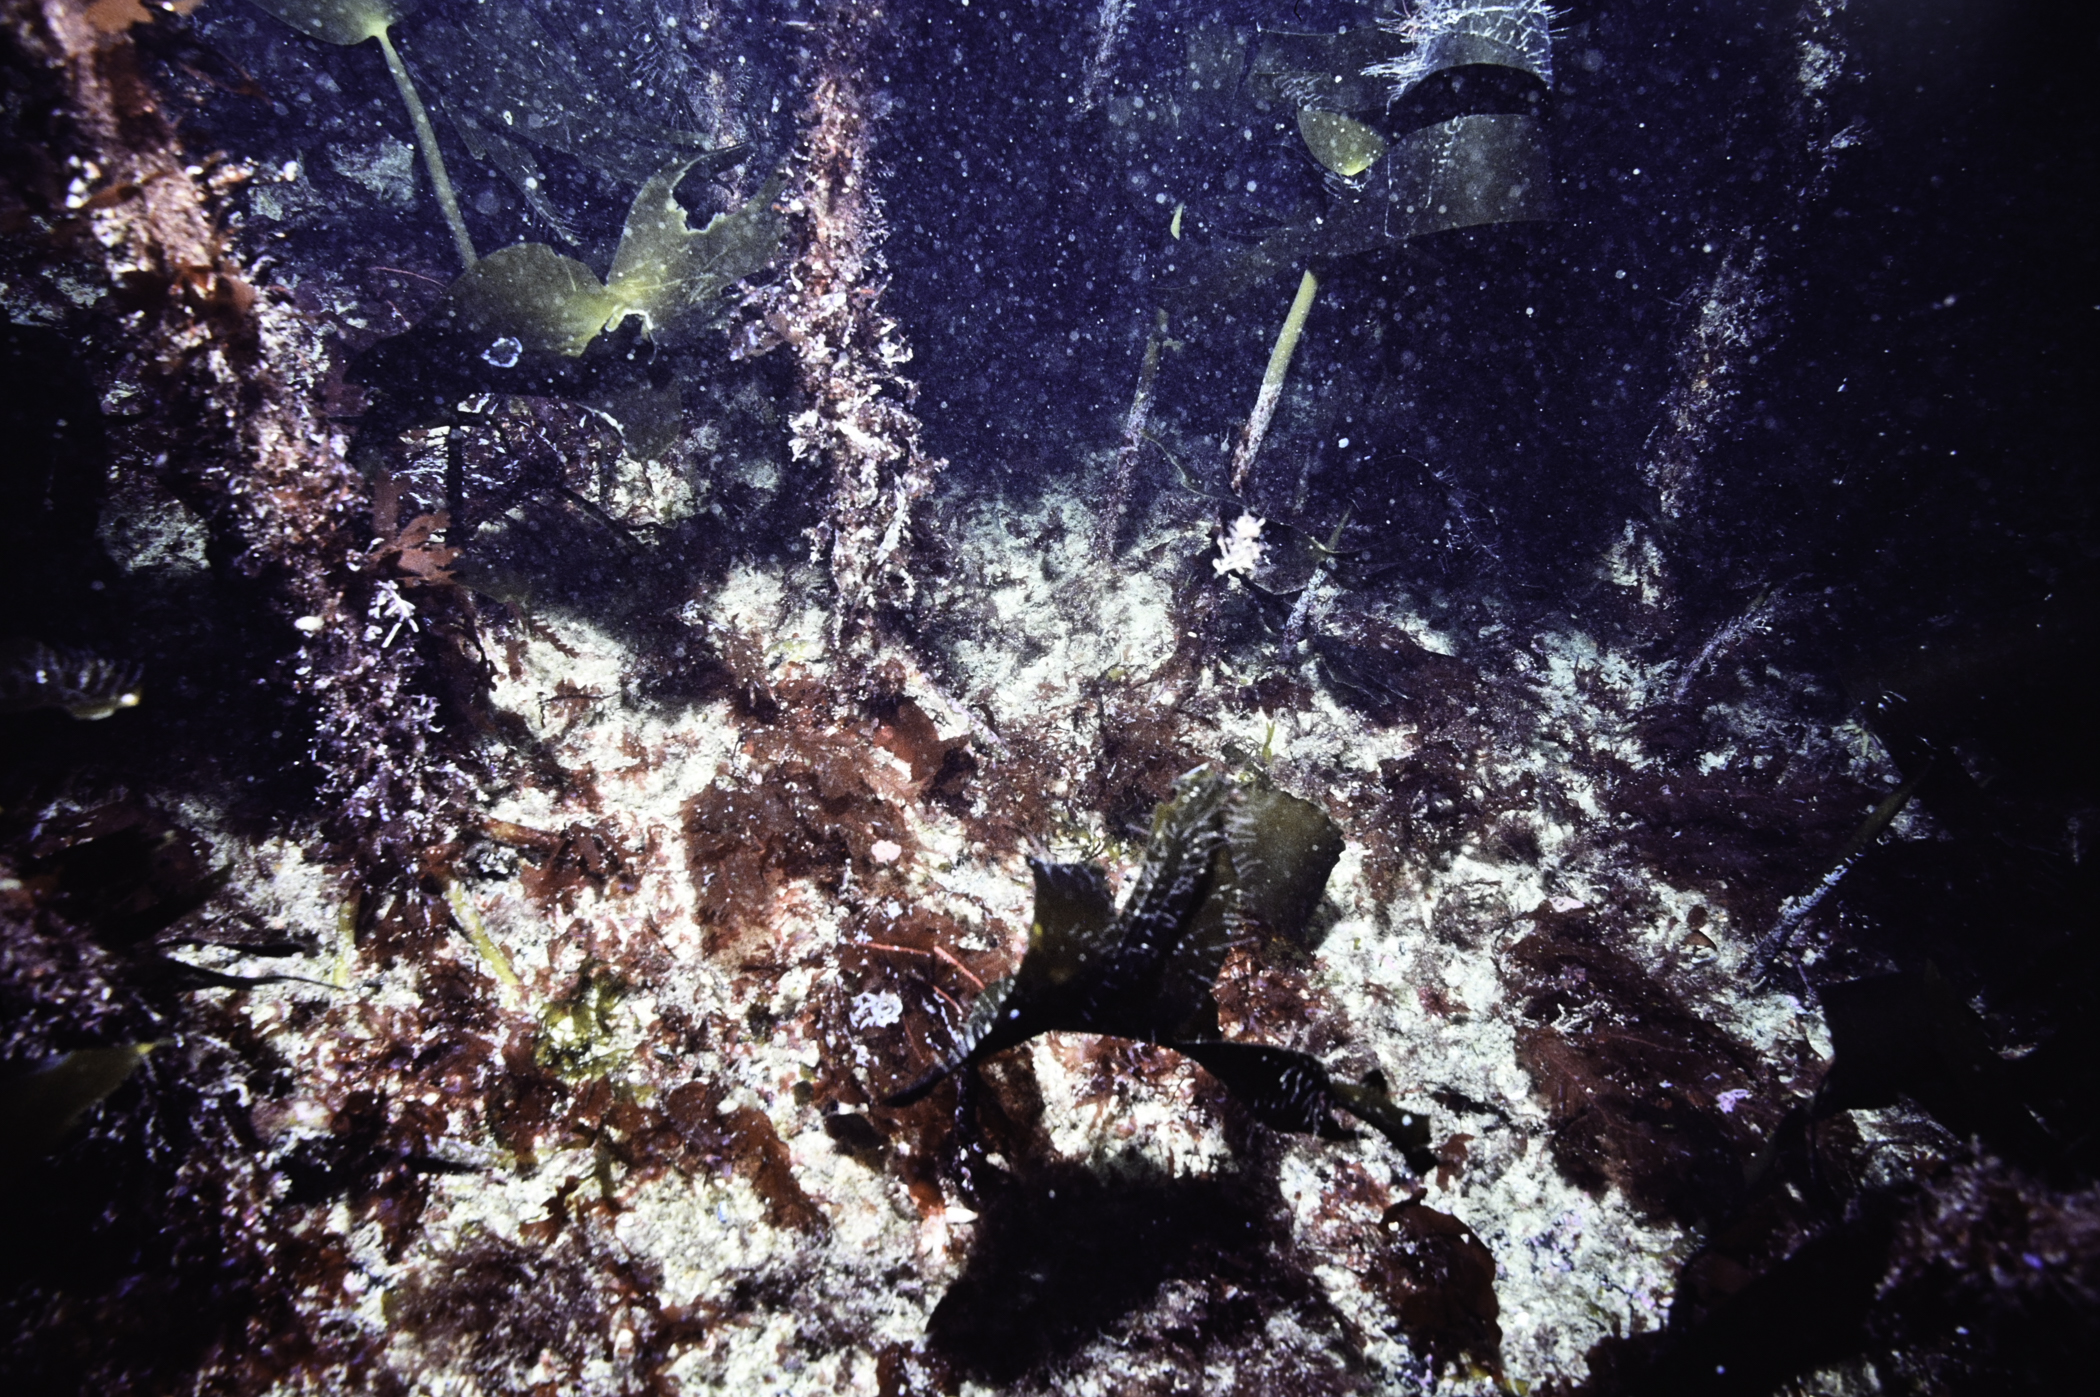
[1373,1198,1504,1375]
[1506,905,1792,1228]
[683,724,912,965]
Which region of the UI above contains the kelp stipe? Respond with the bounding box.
[246,0,477,268]
[405,0,742,245]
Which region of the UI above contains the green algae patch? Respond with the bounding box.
[534,965,631,1083]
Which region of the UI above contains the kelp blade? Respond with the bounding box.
[440,96,583,246]
[1108,768,1235,1041]
[1223,781,1345,946]
[1329,1076,1437,1172]
[1,1043,152,1173]
[1176,1040,1355,1140]
[883,859,1117,1107]
[1364,112,1554,241]
[884,973,1018,1107]
[1247,26,1408,111]
[1298,109,1388,179]
[1368,0,1557,98]
[246,0,411,48]
[1122,766,1237,945]
[425,242,612,360]
[606,166,786,343]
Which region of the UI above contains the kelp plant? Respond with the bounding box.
[1241,0,1556,270]
[890,764,1435,1172]
[1109,2,1559,519]
[264,1,786,461]
[410,157,779,365]
[404,0,746,247]
[362,156,783,462]
[246,1,477,268]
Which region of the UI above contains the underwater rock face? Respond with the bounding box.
[3,2,2095,1395]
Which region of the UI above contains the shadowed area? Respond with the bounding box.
[927,1159,1296,1386]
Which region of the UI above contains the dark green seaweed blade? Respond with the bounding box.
[885,767,1355,1114]
[1175,1041,1435,1169]
[1012,859,1118,990]
[1147,871,1237,1043]
[1330,1074,1437,1174]
[1121,766,1237,932]
[967,860,1122,1057]
[1174,1040,1355,1140]
[1095,767,1235,1041]
[883,859,1122,1106]
[1150,771,1345,1039]
[883,973,1018,1107]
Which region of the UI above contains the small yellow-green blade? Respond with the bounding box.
[605,160,785,339]
[1,1043,153,1168]
[245,0,410,48]
[1297,108,1387,179]
[426,242,612,359]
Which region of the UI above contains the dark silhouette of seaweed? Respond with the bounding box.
[886,763,1434,1170]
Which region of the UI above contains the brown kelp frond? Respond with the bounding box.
[884,762,1430,1167]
